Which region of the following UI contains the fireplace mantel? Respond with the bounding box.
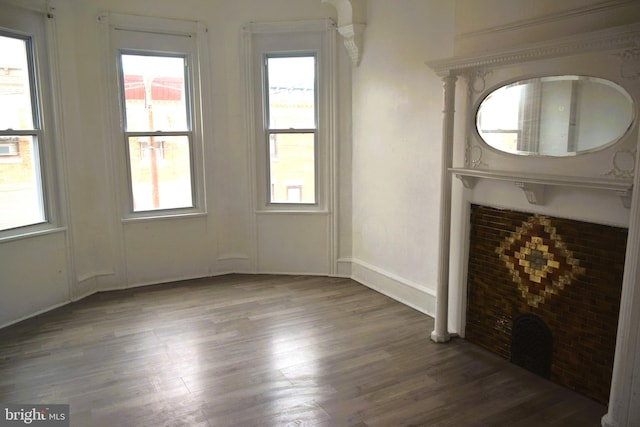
[426,22,640,78]
[450,167,633,207]
[427,19,640,427]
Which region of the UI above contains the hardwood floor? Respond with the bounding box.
[0,274,606,426]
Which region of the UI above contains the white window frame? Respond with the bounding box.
[264,52,318,205]
[102,13,208,220]
[244,20,336,213]
[0,4,63,240]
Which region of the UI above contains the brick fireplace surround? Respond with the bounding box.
[466,205,627,404]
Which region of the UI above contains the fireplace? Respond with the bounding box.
[465,205,626,404]
[510,313,552,379]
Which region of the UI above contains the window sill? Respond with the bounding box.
[121,211,207,224]
[255,209,330,215]
[0,226,67,243]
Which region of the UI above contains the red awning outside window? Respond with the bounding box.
[123,75,183,101]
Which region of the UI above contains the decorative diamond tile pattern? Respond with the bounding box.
[466,205,626,405]
[496,215,586,308]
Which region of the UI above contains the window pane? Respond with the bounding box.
[269,133,315,204]
[0,35,35,130]
[121,54,188,132]
[481,132,519,152]
[128,135,193,211]
[267,56,316,129]
[0,135,45,230]
[478,84,522,132]
[0,33,45,232]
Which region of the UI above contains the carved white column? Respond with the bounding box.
[431,74,457,343]
[602,134,640,427]
[601,44,640,427]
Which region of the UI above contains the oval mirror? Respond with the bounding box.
[476,76,634,156]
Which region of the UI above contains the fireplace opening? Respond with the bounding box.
[466,205,626,403]
[510,313,552,378]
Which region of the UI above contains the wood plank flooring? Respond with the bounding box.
[0,274,606,426]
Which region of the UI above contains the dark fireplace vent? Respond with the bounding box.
[510,313,552,379]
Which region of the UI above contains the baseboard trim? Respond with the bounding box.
[0,301,70,330]
[2,264,437,330]
[601,414,616,427]
[216,255,253,275]
[126,272,212,290]
[349,258,436,317]
[334,257,353,278]
[73,270,119,301]
[76,270,116,284]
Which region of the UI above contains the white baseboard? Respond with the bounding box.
[216,254,254,275]
[2,260,437,330]
[334,257,353,278]
[0,301,70,330]
[73,270,119,301]
[348,258,436,317]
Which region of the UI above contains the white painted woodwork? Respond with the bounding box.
[450,167,633,207]
[321,0,366,66]
[601,132,640,427]
[2,3,640,424]
[431,74,457,343]
[242,19,338,277]
[428,19,640,427]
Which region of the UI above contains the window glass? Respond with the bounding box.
[119,53,194,212]
[269,133,315,204]
[127,135,192,211]
[477,84,522,151]
[477,84,522,131]
[0,36,35,130]
[267,56,316,129]
[121,54,188,132]
[266,54,316,205]
[0,34,45,231]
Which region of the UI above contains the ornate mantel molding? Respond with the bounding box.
[456,0,635,42]
[322,0,366,66]
[451,167,633,208]
[425,22,640,207]
[427,22,640,77]
[426,19,640,427]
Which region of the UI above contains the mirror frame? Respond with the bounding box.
[474,74,636,157]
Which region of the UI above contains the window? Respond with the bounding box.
[246,20,335,211]
[477,84,523,152]
[265,55,317,205]
[119,53,193,212]
[106,14,206,218]
[0,32,46,232]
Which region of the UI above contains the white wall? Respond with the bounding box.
[0,0,75,327]
[0,233,70,327]
[0,0,347,327]
[350,0,455,315]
